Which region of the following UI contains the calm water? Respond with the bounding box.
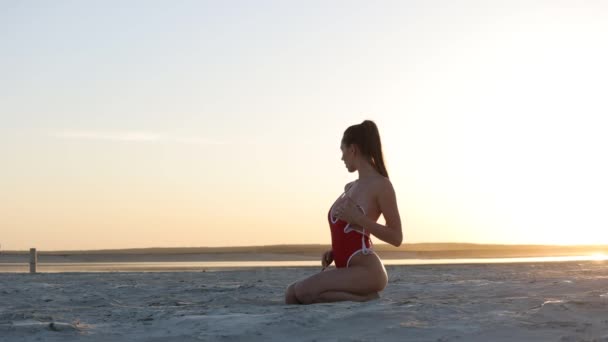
[1,255,607,272]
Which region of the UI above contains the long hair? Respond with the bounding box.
[341,120,389,178]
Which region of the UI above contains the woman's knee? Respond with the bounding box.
[285,282,300,305]
[293,282,316,304]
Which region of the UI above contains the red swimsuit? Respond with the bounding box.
[328,191,374,268]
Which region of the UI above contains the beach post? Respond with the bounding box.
[29,248,37,273]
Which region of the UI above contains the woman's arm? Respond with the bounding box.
[355,179,403,247]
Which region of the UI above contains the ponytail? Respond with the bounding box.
[342,120,389,179]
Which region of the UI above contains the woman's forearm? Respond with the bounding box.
[356,215,403,247]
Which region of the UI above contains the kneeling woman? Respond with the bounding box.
[285,120,403,305]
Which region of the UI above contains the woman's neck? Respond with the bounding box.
[357,161,379,180]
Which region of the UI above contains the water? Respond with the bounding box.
[1,254,607,272]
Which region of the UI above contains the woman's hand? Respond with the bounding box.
[334,196,366,226]
[321,249,333,270]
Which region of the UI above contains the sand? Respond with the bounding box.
[1,261,608,341]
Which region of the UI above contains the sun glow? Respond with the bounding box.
[589,253,608,261]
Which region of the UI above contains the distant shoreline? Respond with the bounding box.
[1,243,607,263]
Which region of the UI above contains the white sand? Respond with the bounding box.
[1,261,608,341]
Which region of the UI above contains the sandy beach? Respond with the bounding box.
[1,260,608,341]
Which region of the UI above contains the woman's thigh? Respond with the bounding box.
[294,266,384,303]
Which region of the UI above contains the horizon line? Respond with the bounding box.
[4,242,608,253]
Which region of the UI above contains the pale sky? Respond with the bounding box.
[1,1,607,250]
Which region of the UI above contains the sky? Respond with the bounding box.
[1,0,607,250]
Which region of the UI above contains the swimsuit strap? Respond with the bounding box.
[360,227,373,255]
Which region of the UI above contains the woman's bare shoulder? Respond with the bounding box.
[373,177,393,194]
[344,181,356,192]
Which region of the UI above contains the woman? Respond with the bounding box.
[285,120,403,305]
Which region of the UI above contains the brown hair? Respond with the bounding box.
[341,120,389,178]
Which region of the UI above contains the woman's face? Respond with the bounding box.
[340,143,355,172]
